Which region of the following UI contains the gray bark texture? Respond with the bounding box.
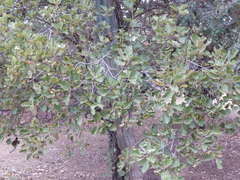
[116,118,143,180]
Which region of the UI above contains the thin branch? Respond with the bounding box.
[134,6,156,19]
[34,15,51,25]
[27,68,45,83]
[160,141,174,153]
[74,53,110,68]
[170,138,175,152]
[34,15,77,44]
[186,60,211,70]
[141,70,161,91]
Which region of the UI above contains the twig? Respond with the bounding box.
[74,53,110,68]
[186,60,211,70]
[141,70,161,91]
[170,138,175,152]
[27,68,45,83]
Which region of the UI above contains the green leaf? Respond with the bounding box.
[195,118,204,127]
[172,158,180,168]
[12,108,18,115]
[114,58,125,66]
[62,14,72,21]
[40,104,47,112]
[42,127,50,133]
[5,0,14,6]
[163,91,174,99]
[27,153,32,160]
[163,114,171,124]
[58,81,71,91]
[190,34,200,46]
[70,106,79,113]
[76,117,82,126]
[21,102,31,107]
[216,158,223,169]
[224,123,233,129]
[229,49,239,60]
[211,129,222,135]
[187,157,194,164]
[70,70,80,82]
[20,149,27,153]
[6,138,12,145]
[93,112,101,121]
[179,4,189,15]
[161,170,172,180]
[140,54,150,61]
[220,84,228,92]
[184,116,192,125]
[72,123,79,132]
[62,93,70,105]
[20,129,30,135]
[109,124,117,131]
[52,22,63,30]
[219,109,231,116]
[141,161,150,173]
[38,151,44,155]
[207,72,220,80]
[25,46,32,56]
[118,170,126,177]
[123,0,133,9]
[105,77,118,87]
[96,75,104,82]
[95,66,104,75]
[125,45,133,58]
[91,108,96,115]
[204,154,213,161]
[91,126,98,135]
[163,158,173,168]
[148,155,157,163]
[235,86,240,94]
[180,126,187,136]
[129,70,141,84]
[0,135,3,143]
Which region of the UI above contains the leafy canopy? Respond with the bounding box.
[0,0,239,178]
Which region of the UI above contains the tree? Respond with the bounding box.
[0,0,239,180]
[176,0,240,49]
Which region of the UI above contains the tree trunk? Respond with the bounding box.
[95,1,142,179]
[108,118,143,180]
[108,130,124,180]
[115,118,143,180]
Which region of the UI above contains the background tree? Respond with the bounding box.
[0,0,239,180]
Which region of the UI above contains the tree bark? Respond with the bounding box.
[115,118,143,180]
[95,1,143,179]
[108,130,124,180]
[108,117,143,180]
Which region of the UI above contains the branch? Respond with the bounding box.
[134,6,156,19]
[27,68,45,83]
[141,70,161,91]
[170,138,175,152]
[186,60,211,70]
[34,15,78,44]
[74,53,110,67]
[34,15,51,25]
[133,1,168,19]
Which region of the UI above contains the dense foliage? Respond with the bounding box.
[0,0,239,179]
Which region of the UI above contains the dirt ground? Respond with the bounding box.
[0,124,240,180]
[0,133,110,180]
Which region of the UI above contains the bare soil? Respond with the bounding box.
[0,122,240,180]
[0,133,110,180]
